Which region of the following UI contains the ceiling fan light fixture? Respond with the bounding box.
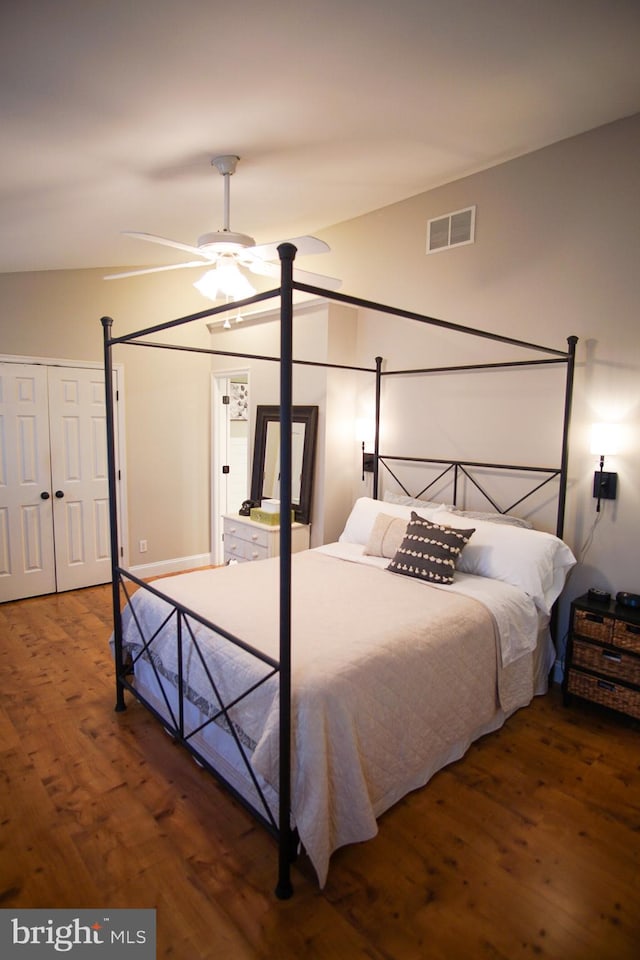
[197,230,255,253]
[193,258,256,302]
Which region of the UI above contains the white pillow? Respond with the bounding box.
[453,509,532,529]
[384,492,531,527]
[433,510,576,614]
[339,497,439,546]
[383,491,453,510]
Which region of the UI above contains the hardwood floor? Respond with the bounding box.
[1,584,638,960]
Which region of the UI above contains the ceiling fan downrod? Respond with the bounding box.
[211,155,240,234]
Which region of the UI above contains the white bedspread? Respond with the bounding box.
[316,541,542,667]
[117,546,544,885]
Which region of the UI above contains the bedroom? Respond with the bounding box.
[2,117,638,623]
[1,2,639,957]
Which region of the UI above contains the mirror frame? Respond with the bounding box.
[250,405,318,525]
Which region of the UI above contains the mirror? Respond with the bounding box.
[250,405,318,524]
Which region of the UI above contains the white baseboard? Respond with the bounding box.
[129,553,212,580]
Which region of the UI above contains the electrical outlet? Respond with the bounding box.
[139,539,148,553]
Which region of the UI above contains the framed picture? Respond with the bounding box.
[229,381,248,420]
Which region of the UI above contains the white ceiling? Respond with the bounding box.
[2,0,639,275]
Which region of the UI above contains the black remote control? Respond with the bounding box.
[587,587,611,603]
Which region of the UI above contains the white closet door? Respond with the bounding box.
[0,363,56,601]
[47,367,111,592]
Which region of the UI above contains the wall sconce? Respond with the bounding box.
[362,444,375,480]
[590,422,621,512]
[357,418,376,481]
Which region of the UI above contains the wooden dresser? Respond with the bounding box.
[222,514,310,564]
[563,593,640,721]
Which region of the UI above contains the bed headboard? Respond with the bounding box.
[373,455,567,533]
[362,337,578,540]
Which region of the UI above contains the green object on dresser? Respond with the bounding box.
[249,507,295,525]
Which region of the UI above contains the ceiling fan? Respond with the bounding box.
[105,155,341,300]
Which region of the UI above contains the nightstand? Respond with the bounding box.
[563,593,640,721]
[222,514,310,564]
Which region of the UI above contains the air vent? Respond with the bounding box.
[426,205,476,254]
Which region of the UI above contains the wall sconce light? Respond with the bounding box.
[362,444,375,480]
[357,418,376,482]
[590,422,621,512]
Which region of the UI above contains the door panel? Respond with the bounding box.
[0,361,120,602]
[0,363,56,601]
[48,367,111,592]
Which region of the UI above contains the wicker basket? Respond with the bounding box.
[613,620,640,655]
[572,639,640,687]
[567,669,640,720]
[573,609,613,643]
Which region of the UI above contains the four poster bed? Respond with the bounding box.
[103,244,578,897]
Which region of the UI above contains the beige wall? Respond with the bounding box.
[1,114,638,654]
[317,113,640,628]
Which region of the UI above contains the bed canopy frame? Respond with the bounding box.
[102,243,577,898]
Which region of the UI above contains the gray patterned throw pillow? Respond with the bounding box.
[387,511,475,585]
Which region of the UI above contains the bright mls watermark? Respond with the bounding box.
[0,909,155,958]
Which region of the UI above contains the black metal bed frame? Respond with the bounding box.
[102,243,577,898]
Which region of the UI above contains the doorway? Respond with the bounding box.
[211,370,250,563]
[0,359,126,602]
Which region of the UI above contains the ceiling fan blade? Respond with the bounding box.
[244,258,280,278]
[237,248,278,276]
[122,231,217,261]
[249,235,330,263]
[104,260,210,280]
[241,250,341,289]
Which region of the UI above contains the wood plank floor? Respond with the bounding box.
[1,584,638,960]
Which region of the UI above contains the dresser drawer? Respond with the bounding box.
[224,533,269,563]
[572,638,640,687]
[613,619,640,655]
[222,514,309,564]
[567,669,640,721]
[223,518,271,550]
[573,609,613,644]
